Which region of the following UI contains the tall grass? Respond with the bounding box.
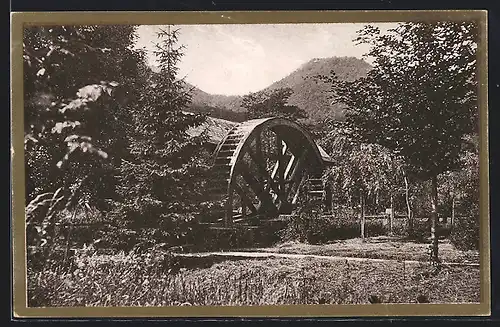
[28,245,480,307]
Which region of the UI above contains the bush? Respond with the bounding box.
[401,218,452,243]
[278,204,388,245]
[27,244,175,307]
[449,215,480,250]
[406,219,429,243]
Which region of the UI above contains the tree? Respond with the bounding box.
[24,25,146,210]
[321,120,403,239]
[242,87,308,121]
[115,26,208,235]
[23,25,147,269]
[438,134,480,250]
[328,22,478,262]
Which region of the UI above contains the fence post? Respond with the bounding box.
[390,195,394,236]
[360,193,365,242]
[451,194,455,231]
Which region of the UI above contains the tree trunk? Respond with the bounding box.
[360,193,365,242]
[325,182,332,213]
[430,175,439,263]
[389,194,394,236]
[403,172,413,234]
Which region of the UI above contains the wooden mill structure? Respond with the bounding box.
[189,115,334,229]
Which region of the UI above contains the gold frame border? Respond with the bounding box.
[11,10,490,318]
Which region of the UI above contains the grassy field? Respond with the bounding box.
[245,236,480,264]
[27,236,481,307]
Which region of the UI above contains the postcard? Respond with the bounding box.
[11,10,490,318]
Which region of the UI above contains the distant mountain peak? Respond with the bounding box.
[167,56,371,123]
[262,56,372,122]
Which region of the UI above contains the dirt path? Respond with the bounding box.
[173,251,480,267]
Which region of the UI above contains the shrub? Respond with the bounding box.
[306,214,359,244]
[94,226,139,252]
[449,215,480,250]
[406,219,429,243]
[278,204,388,245]
[400,218,451,243]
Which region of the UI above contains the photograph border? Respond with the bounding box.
[10,10,490,318]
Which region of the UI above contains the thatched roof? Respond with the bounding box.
[186,115,239,145]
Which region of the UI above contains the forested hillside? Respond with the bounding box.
[263,57,372,122]
[178,57,372,123]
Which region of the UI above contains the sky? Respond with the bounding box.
[135,23,398,96]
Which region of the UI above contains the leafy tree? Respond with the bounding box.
[24,25,145,210]
[438,134,480,249]
[327,22,478,261]
[321,120,403,239]
[242,87,308,121]
[24,25,149,271]
[115,26,209,237]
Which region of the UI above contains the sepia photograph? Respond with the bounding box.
[11,11,489,317]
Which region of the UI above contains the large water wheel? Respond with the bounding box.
[207,117,327,227]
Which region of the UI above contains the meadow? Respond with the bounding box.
[28,236,480,307]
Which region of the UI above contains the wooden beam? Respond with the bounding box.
[246,144,279,196]
[271,138,288,180]
[292,173,308,205]
[225,190,233,227]
[250,142,291,207]
[270,137,289,206]
[285,148,309,200]
[284,154,296,180]
[237,161,276,211]
[234,183,258,214]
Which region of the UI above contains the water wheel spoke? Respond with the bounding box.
[246,143,279,196]
[237,161,277,213]
[234,182,258,214]
[283,148,309,200]
[269,135,290,204]
[292,174,308,204]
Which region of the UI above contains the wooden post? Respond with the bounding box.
[390,194,394,236]
[451,193,455,231]
[360,193,365,242]
[325,181,332,214]
[403,172,413,233]
[225,185,234,227]
[430,175,439,263]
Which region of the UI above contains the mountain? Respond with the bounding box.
[187,85,247,122]
[188,85,244,112]
[156,57,372,123]
[262,56,372,122]
[151,64,243,111]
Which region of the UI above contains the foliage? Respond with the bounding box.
[324,134,401,203]
[188,103,248,122]
[322,22,479,261]
[25,184,108,271]
[318,119,406,236]
[25,188,66,270]
[438,135,480,212]
[113,26,209,230]
[242,87,308,121]
[328,22,478,180]
[27,251,480,307]
[24,25,146,209]
[449,215,480,251]
[280,189,386,244]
